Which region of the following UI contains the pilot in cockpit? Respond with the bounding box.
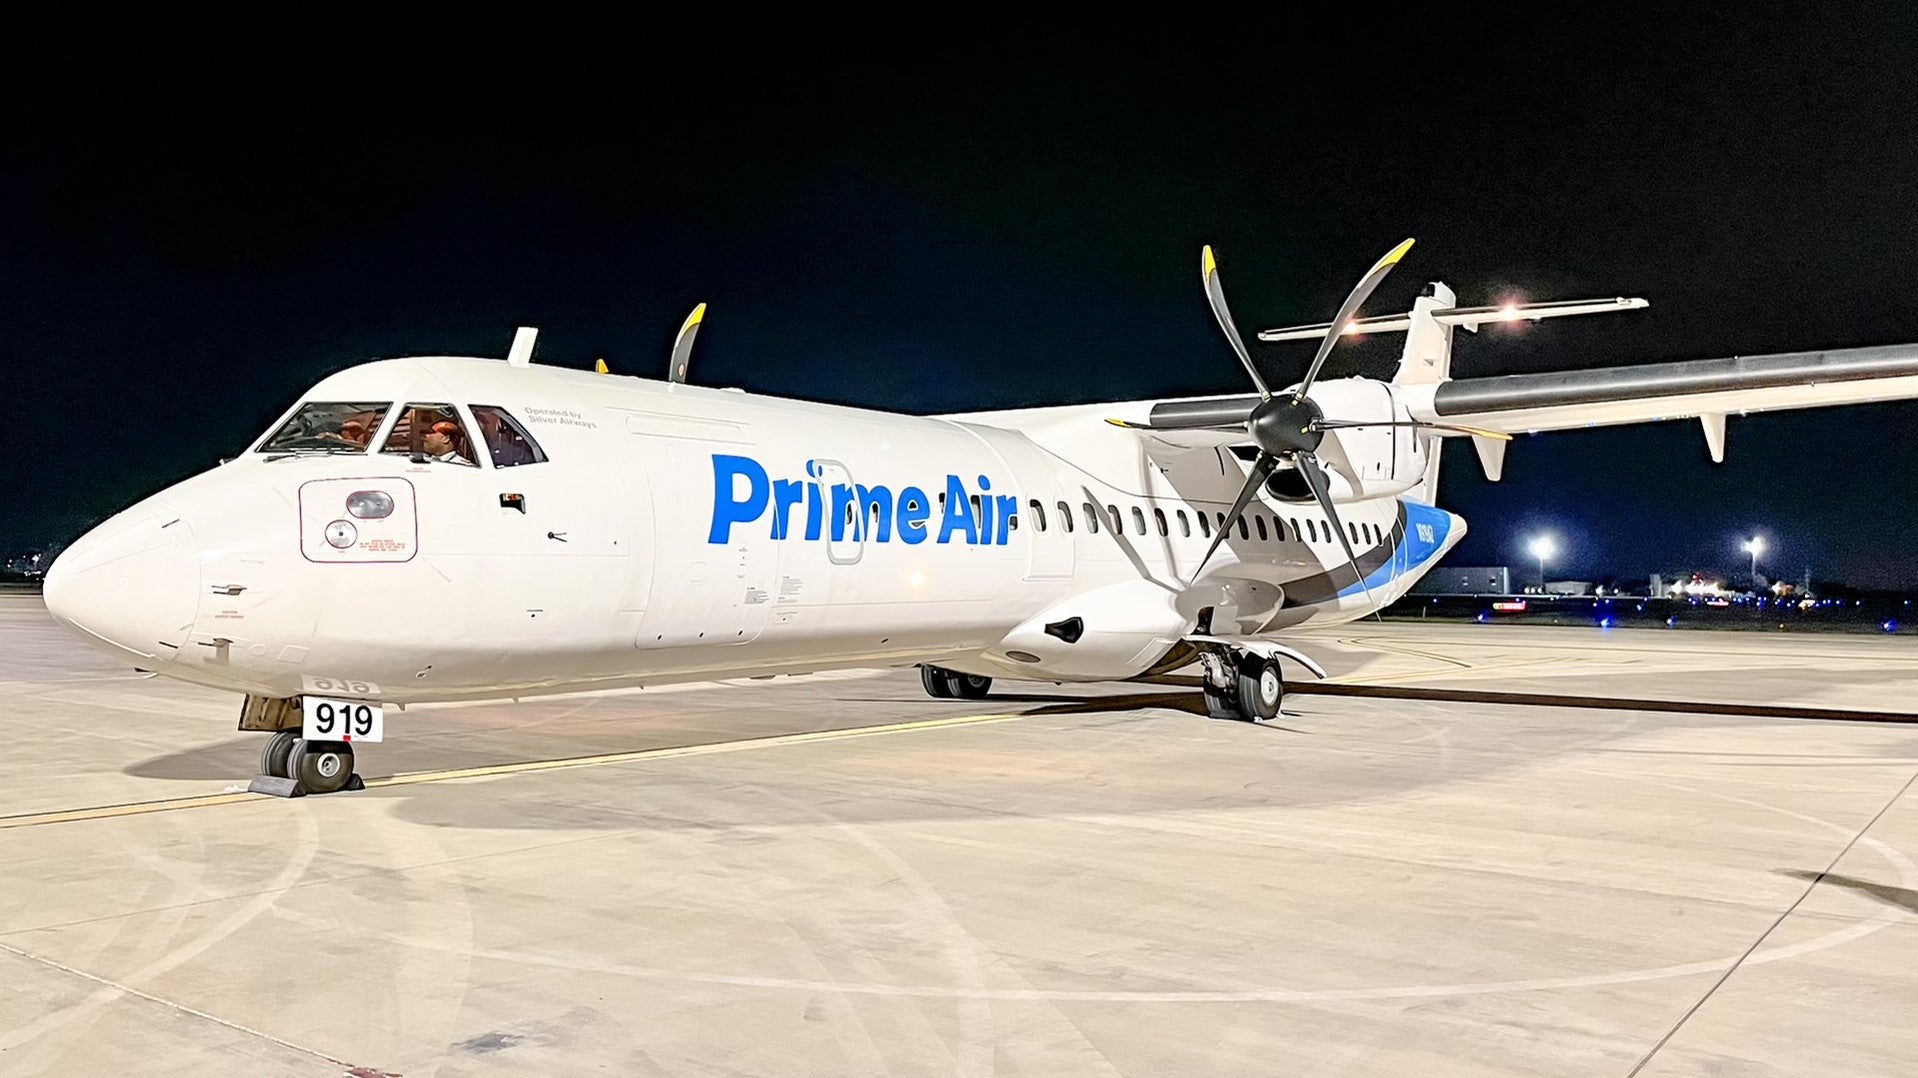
[423,420,474,465]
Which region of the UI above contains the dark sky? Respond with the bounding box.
[5,14,1917,586]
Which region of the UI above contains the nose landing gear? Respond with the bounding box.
[244,697,365,797]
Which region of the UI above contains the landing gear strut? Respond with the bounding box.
[920,665,992,700]
[1200,650,1283,721]
[244,696,364,797]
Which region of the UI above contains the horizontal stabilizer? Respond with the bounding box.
[1258,296,1646,341]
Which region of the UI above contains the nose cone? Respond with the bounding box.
[45,506,201,663]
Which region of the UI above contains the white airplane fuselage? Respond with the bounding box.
[44,356,1462,704]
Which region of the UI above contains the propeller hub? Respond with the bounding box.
[1248,395,1324,457]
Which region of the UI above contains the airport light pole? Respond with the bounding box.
[1527,535,1556,592]
[1743,535,1765,590]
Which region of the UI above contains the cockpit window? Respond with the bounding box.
[381,403,479,466]
[258,401,390,454]
[469,405,547,467]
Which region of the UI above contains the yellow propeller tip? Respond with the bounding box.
[594,358,608,374]
[1384,237,1416,264]
[1201,245,1217,276]
[688,302,707,324]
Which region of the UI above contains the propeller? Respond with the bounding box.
[1179,241,1422,603]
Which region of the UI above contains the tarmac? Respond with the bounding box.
[2,591,1916,1076]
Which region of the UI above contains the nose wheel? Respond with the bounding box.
[253,729,363,797]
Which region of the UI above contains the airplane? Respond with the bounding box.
[41,240,1918,795]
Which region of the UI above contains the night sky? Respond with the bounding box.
[5,15,1917,587]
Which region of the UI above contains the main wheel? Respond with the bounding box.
[1202,681,1243,720]
[920,665,954,699]
[1235,655,1283,721]
[952,674,992,699]
[287,739,356,794]
[259,730,299,778]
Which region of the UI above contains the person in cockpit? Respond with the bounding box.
[423,420,475,465]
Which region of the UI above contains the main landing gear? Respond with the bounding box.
[920,665,992,700]
[241,696,364,797]
[1199,649,1284,722]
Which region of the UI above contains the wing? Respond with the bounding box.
[1414,343,1918,434]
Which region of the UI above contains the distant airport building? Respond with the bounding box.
[1410,566,1512,595]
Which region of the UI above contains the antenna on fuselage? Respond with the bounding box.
[669,303,705,384]
[507,327,538,367]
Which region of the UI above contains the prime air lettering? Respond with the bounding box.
[706,454,1018,547]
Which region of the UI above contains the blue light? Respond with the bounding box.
[1598,616,1614,629]
[1884,620,1900,634]
[1476,611,1491,623]
[1666,615,1679,628]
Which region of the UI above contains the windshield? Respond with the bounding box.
[258,401,390,454]
[381,403,479,466]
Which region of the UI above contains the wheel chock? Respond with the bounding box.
[247,774,365,798]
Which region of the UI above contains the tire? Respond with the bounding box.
[288,739,355,794]
[953,674,992,699]
[259,730,299,778]
[1202,682,1243,720]
[920,665,954,699]
[1235,655,1283,721]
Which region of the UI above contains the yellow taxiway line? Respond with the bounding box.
[0,711,1028,831]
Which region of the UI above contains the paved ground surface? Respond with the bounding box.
[3,592,1916,1077]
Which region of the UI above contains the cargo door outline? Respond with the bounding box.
[816,458,863,565]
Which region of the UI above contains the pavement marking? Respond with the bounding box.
[0,711,1029,831]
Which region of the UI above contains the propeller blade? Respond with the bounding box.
[1192,452,1277,577]
[1104,416,1245,432]
[1296,451,1381,619]
[1310,418,1513,441]
[1201,246,1272,400]
[1293,237,1415,403]
[668,302,706,384]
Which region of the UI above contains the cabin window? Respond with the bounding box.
[1349,522,1360,546]
[1254,517,1268,541]
[1307,519,1319,542]
[1131,506,1146,535]
[1029,499,1047,531]
[1271,517,1285,541]
[1236,515,1249,539]
[258,401,390,454]
[1084,502,1101,533]
[381,404,479,466]
[1153,508,1168,536]
[1217,511,1227,532]
[1197,511,1211,538]
[1176,510,1190,537]
[1291,517,1303,542]
[1057,501,1075,532]
[468,405,547,467]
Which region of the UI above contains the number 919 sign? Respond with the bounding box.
[302,696,385,743]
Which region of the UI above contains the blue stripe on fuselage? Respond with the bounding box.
[1333,501,1454,600]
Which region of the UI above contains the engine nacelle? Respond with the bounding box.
[1267,377,1432,502]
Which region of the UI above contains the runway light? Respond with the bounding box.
[1666,615,1679,627]
[1597,616,1614,629]
[1475,611,1492,623]
[1885,620,1900,633]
